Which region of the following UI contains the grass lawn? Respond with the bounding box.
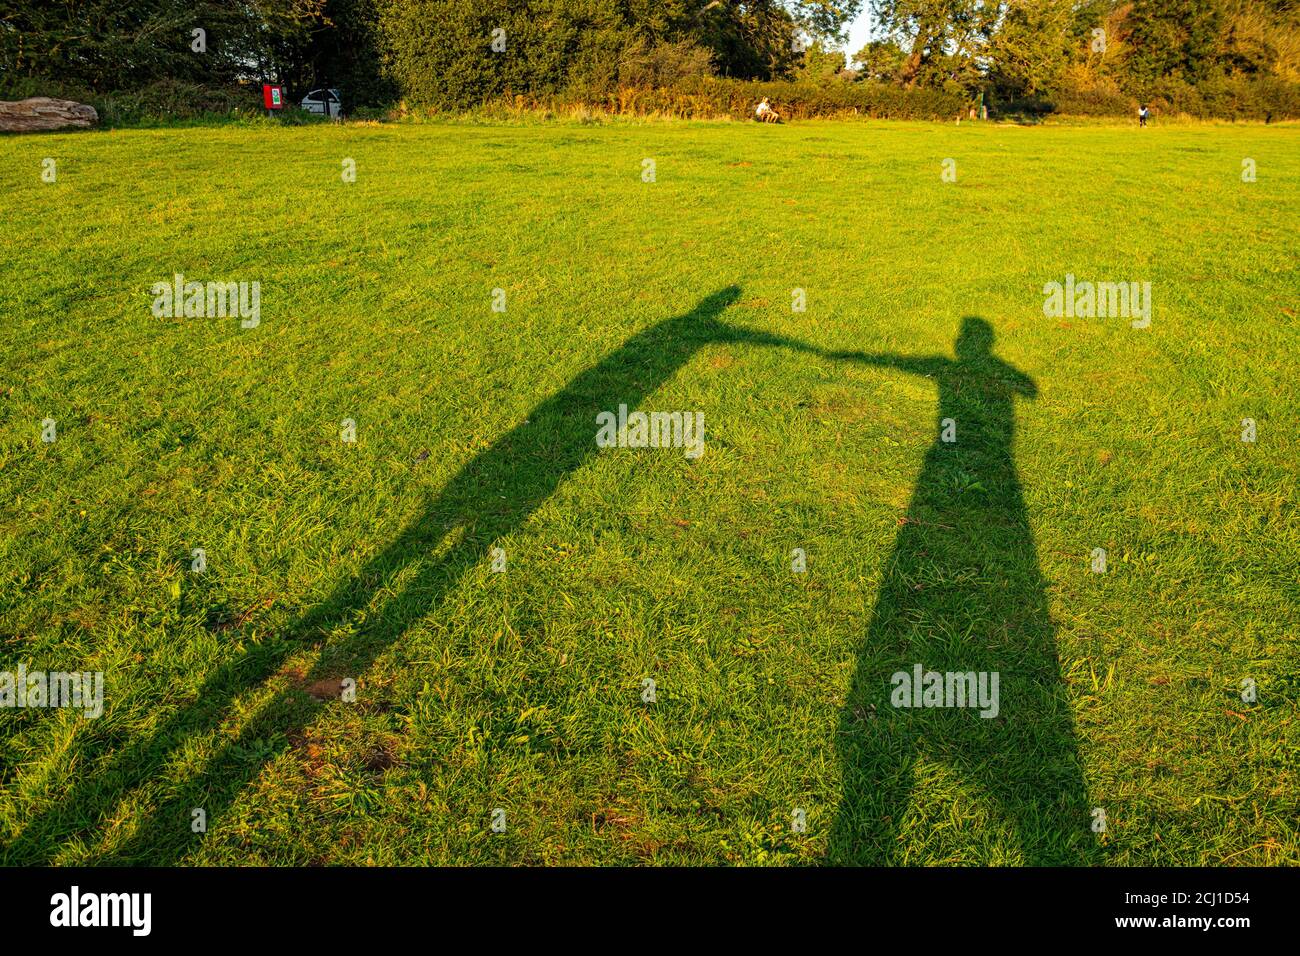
[1,117,1297,865]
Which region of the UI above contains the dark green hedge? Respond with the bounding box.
[377,0,632,111]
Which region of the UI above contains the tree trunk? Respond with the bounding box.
[900,34,929,87]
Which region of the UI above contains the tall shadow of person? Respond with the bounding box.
[824,317,1093,865]
[8,301,1090,866]
[4,286,819,864]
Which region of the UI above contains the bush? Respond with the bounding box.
[93,80,255,125]
[376,0,634,111]
[1040,86,1134,117]
[997,71,1300,121]
[1153,74,1300,120]
[456,78,967,122]
[713,80,967,120]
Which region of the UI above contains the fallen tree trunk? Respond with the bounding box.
[0,97,99,132]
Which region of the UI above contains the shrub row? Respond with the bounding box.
[996,74,1300,121]
[7,74,1298,127]
[482,79,969,122]
[463,76,1300,123]
[1146,75,1300,120]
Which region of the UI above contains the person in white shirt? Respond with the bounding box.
[755,98,781,123]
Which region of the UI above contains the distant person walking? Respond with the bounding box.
[1139,104,1149,127]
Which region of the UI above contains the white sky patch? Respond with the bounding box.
[839,8,875,66]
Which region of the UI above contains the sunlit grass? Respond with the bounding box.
[0,118,1296,865]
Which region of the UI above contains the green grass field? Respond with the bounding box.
[1,118,1297,865]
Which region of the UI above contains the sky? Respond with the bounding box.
[839,6,876,65]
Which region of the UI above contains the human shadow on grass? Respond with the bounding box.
[6,285,809,864]
[823,318,1094,864]
[8,302,1090,865]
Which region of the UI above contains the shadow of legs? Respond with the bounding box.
[9,287,744,864]
[828,318,1093,865]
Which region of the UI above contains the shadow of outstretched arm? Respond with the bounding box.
[714,328,950,381]
[7,291,994,865]
[822,350,949,379]
[6,287,898,865]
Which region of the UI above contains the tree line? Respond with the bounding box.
[2,0,1297,115]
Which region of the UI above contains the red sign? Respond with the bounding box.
[262,85,284,110]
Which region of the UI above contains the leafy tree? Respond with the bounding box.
[1123,0,1226,86]
[693,1,802,79]
[5,0,1298,115]
[987,0,1073,95]
[273,0,396,104]
[789,0,868,37]
[797,38,849,81]
[853,38,908,80]
[871,0,1000,86]
[0,0,324,93]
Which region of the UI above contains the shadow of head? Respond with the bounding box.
[955,316,994,362]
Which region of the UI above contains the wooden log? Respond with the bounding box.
[0,97,99,133]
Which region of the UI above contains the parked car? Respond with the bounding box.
[300,88,343,119]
